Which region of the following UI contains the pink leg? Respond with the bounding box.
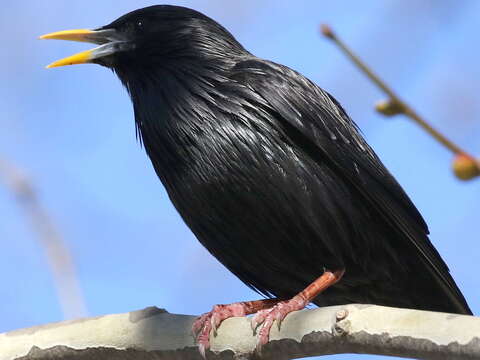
[193,298,280,358]
[251,269,345,351]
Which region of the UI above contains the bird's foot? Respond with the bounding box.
[250,295,308,351]
[192,298,280,357]
[250,269,345,352]
[192,270,344,356]
[192,302,250,358]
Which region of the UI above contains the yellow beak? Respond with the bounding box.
[44,49,95,69]
[40,28,126,68]
[40,29,98,42]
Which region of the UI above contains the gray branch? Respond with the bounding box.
[1,304,479,360]
[0,157,87,319]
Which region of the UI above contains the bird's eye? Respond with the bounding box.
[136,20,144,29]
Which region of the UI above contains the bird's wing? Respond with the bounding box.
[229,58,470,314]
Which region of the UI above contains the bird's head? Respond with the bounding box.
[41,6,248,166]
[41,5,246,77]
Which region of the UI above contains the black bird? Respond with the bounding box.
[41,5,472,354]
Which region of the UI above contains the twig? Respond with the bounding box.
[0,157,87,319]
[1,305,479,360]
[320,24,480,181]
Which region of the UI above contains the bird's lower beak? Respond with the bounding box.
[40,28,130,68]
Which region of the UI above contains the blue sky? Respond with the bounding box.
[1,1,479,359]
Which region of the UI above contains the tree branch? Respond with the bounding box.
[0,157,87,319]
[320,24,480,181]
[2,304,479,359]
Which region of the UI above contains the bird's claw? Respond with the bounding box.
[192,313,212,358]
[192,312,209,337]
[210,312,220,336]
[192,303,249,357]
[250,298,307,352]
[198,342,207,359]
[250,308,267,332]
[194,298,306,355]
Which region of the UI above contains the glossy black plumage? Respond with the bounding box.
[101,6,471,314]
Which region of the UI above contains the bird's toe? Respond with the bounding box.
[252,297,308,352]
[193,303,250,357]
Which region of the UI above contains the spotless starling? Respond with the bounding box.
[41,5,472,354]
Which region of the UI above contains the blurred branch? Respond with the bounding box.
[0,157,87,319]
[320,24,480,181]
[1,304,479,360]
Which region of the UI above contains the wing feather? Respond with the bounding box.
[229,59,470,314]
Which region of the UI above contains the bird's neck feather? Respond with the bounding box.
[118,62,233,181]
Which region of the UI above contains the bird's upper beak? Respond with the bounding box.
[40,28,130,68]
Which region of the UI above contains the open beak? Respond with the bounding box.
[40,28,129,68]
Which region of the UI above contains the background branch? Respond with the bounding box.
[320,24,480,181]
[1,304,479,360]
[0,157,87,319]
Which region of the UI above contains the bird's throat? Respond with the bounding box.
[121,65,229,180]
